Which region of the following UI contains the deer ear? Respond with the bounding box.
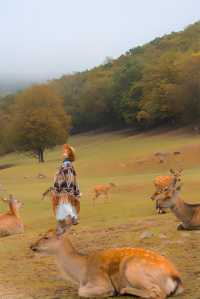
[176,184,182,191]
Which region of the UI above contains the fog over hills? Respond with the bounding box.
[0,76,45,96]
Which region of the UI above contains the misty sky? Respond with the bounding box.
[0,0,200,81]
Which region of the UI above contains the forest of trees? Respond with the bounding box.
[1,21,200,157]
[47,21,200,131]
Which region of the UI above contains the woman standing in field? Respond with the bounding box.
[53,144,81,234]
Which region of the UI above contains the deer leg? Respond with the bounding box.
[92,193,98,207]
[104,192,109,203]
[79,285,114,297]
[92,197,95,207]
[120,286,166,299]
[103,192,107,203]
[177,223,200,231]
[188,226,200,230]
[156,201,165,215]
[106,192,109,201]
[52,196,59,216]
[156,201,160,213]
[120,258,167,299]
[120,287,150,297]
[74,199,80,214]
[177,223,187,230]
[79,275,115,298]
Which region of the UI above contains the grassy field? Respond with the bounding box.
[1,127,200,298]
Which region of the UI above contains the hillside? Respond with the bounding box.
[1,21,200,153]
[48,21,200,132]
[0,129,200,298]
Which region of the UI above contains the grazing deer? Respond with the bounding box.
[31,230,183,299]
[154,152,167,164]
[0,195,24,236]
[152,169,182,214]
[93,183,116,205]
[152,178,200,231]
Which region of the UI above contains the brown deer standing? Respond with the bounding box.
[0,195,24,236]
[151,177,200,230]
[31,230,183,299]
[152,169,182,214]
[92,183,116,206]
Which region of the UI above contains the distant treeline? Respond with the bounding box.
[48,21,200,132]
[1,21,200,156]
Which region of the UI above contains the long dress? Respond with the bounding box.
[53,159,80,222]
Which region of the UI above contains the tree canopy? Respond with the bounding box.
[1,85,70,162]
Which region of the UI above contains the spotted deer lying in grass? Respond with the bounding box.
[152,169,182,214]
[93,183,116,205]
[151,175,200,230]
[0,195,24,236]
[31,230,183,299]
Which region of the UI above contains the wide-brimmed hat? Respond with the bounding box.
[63,144,76,161]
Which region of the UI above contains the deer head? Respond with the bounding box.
[169,168,183,183]
[152,179,182,209]
[1,195,23,217]
[151,169,183,201]
[30,230,70,255]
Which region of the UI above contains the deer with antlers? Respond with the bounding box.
[151,173,200,230]
[0,195,24,236]
[92,183,116,206]
[31,230,183,299]
[152,169,183,214]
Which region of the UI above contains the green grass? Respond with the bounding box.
[0,127,200,298]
